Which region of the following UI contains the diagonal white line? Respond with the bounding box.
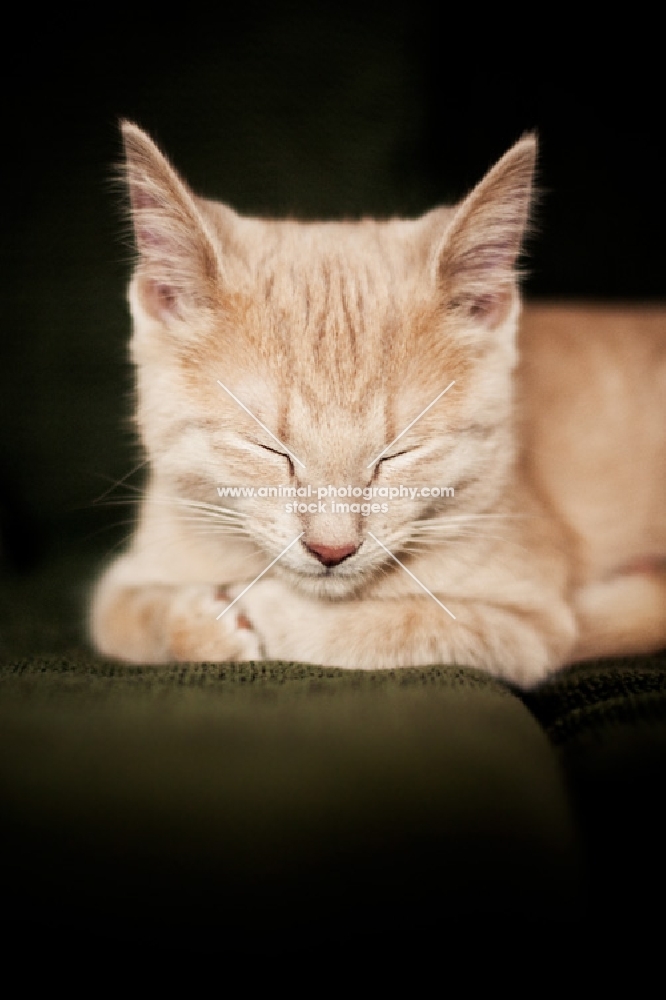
[368,532,456,619]
[366,381,456,468]
[217,379,306,469]
[216,533,305,619]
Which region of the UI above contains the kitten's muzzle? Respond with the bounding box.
[303,541,360,567]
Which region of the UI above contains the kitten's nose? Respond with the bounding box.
[304,541,359,567]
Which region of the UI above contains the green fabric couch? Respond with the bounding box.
[2,554,665,937]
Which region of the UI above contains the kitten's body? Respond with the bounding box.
[90,125,666,687]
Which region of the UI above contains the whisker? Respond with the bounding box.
[150,496,248,518]
[424,527,533,554]
[413,513,529,527]
[174,519,251,534]
[91,463,149,505]
[172,510,247,522]
[86,496,145,509]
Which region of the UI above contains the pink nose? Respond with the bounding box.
[304,542,359,567]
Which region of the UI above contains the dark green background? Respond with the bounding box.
[2,4,664,563]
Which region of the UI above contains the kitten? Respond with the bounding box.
[89,122,666,687]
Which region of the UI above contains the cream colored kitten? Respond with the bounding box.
[90,122,666,687]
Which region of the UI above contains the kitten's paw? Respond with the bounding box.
[167,584,265,662]
[226,579,313,660]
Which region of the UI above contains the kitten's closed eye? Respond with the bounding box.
[377,448,418,465]
[255,442,295,473]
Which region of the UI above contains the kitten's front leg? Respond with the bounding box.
[166,585,265,661]
[91,578,264,664]
[233,578,577,687]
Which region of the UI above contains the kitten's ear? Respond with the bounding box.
[433,135,536,330]
[120,121,223,324]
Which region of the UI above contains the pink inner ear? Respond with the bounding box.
[469,290,510,324]
[130,181,174,253]
[451,286,513,330]
[131,183,161,213]
[139,277,182,322]
[135,221,168,252]
[154,282,179,313]
[469,294,500,320]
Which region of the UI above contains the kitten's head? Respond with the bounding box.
[121,122,535,597]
